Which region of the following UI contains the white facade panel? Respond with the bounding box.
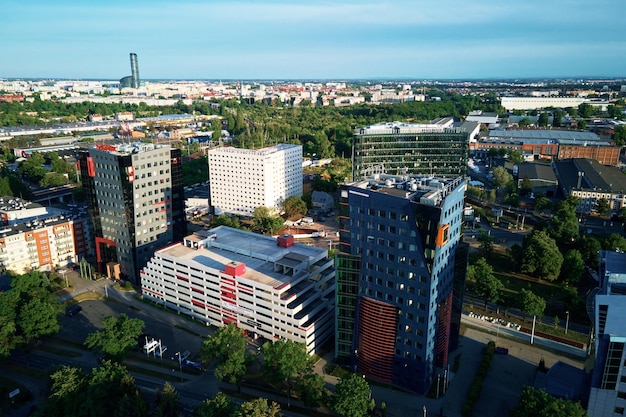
[208,145,303,217]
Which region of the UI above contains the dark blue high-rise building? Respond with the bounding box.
[335,174,468,394]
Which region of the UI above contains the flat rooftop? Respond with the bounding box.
[157,226,326,288]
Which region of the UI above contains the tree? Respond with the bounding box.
[154,382,181,417]
[261,339,315,404]
[200,324,248,387]
[252,206,285,234]
[549,196,580,245]
[560,249,585,284]
[3,271,61,349]
[235,398,282,417]
[192,392,234,417]
[518,118,531,127]
[519,176,532,197]
[282,195,308,218]
[510,387,586,417]
[332,373,373,417]
[602,233,626,252]
[508,149,524,164]
[519,289,546,320]
[212,117,223,143]
[84,313,144,360]
[552,109,564,127]
[577,234,601,266]
[211,215,243,229]
[295,373,327,407]
[44,361,146,417]
[491,166,513,189]
[468,258,503,310]
[595,197,611,216]
[578,102,595,118]
[537,112,549,127]
[613,125,626,147]
[477,232,494,259]
[521,230,563,281]
[534,196,552,212]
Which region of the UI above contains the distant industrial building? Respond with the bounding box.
[555,158,626,214]
[352,120,477,181]
[207,144,303,217]
[500,96,609,111]
[120,53,141,89]
[336,174,468,394]
[472,129,620,166]
[140,226,335,354]
[588,251,626,417]
[78,142,186,282]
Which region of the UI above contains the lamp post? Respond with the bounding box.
[423,405,427,417]
[175,351,183,382]
[565,311,570,335]
[59,269,69,288]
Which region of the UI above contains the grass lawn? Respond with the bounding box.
[469,250,590,326]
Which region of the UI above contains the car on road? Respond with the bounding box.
[65,305,82,316]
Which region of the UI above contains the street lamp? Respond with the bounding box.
[423,405,427,417]
[59,269,69,288]
[175,351,183,381]
[565,311,570,335]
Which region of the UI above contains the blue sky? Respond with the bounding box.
[1,0,625,80]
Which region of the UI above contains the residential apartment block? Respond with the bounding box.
[336,174,468,393]
[352,120,477,181]
[78,142,186,282]
[140,226,335,354]
[588,251,626,417]
[208,144,303,217]
[0,210,91,275]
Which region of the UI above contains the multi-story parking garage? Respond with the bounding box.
[140,226,335,354]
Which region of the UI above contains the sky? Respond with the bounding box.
[1,0,625,80]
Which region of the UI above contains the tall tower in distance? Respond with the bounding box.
[130,53,140,88]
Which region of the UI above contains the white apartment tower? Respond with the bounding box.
[208,145,303,217]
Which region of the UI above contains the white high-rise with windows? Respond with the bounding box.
[208,144,303,217]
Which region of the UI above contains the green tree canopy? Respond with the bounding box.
[0,271,61,353]
[282,195,308,218]
[510,387,586,417]
[508,149,524,164]
[192,392,234,417]
[613,125,626,147]
[235,398,282,417]
[560,249,585,284]
[45,362,147,417]
[491,166,513,189]
[200,323,249,386]
[468,257,503,309]
[261,339,315,402]
[594,197,611,216]
[252,206,285,234]
[521,230,563,281]
[332,373,374,417]
[537,112,549,127]
[84,313,144,360]
[477,231,494,259]
[534,196,552,212]
[519,289,546,319]
[549,196,580,245]
[211,214,243,229]
[154,382,180,417]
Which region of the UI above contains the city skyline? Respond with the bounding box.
[2,0,625,81]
